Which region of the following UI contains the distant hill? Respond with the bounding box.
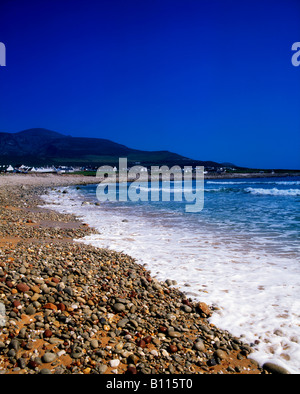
[0,128,224,168]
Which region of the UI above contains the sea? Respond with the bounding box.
[42,176,300,373]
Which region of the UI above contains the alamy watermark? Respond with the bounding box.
[0,42,6,66]
[291,42,300,67]
[96,158,204,213]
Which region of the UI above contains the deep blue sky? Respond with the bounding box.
[0,0,299,169]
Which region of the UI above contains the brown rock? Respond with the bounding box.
[57,302,66,311]
[127,354,139,365]
[43,303,57,311]
[197,302,212,317]
[43,330,53,338]
[30,285,40,293]
[182,299,192,307]
[143,336,152,344]
[137,339,146,348]
[13,300,21,308]
[28,360,39,369]
[169,345,178,353]
[126,366,137,374]
[159,326,168,333]
[16,283,30,293]
[31,293,40,301]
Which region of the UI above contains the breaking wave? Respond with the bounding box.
[207,180,300,186]
[245,187,300,196]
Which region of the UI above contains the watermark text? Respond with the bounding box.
[96,158,204,213]
[0,42,6,66]
[291,42,300,66]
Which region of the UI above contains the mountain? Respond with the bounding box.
[0,128,222,168]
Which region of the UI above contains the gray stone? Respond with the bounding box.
[168,330,182,338]
[19,266,27,274]
[10,339,20,351]
[263,362,291,374]
[129,319,138,328]
[117,318,129,328]
[25,304,36,315]
[64,287,73,296]
[42,352,57,363]
[109,359,120,368]
[40,368,52,374]
[194,339,205,352]
[8,349,16,358]
[57,282,65,291]
[113,303,126,312]
[40,284,50,294]
[90,339,99,349]
[183,305,192,313]
[17,358,27,369]
[214,349,227,360]
[34,357,43,365]
[71,351,83,359]
[98,364,108,374]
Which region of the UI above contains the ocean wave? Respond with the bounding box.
[205,187,241,193]
[245,187,300,196]
[137,186,204,193]
[207,180,300,185]
[207,181,251,185]
[137,186,237,194]
[135,185,300,196]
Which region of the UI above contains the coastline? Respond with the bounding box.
[1,169,298,187]
[0,174,289,374]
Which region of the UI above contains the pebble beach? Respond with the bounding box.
[0,174,286,375]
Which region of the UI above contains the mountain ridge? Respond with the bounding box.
[0,128,224,168]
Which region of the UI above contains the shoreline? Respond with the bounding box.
[0,174,290,374]
[0,170,299,187]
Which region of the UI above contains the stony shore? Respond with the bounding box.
[0,174,282,374]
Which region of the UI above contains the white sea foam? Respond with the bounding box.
[207,180,300,185]
[245,187,300,196]
[207,181,252,185]
[41,187,300,374]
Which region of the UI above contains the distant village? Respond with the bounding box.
[0,163,235,175]
[0,164,80,174]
